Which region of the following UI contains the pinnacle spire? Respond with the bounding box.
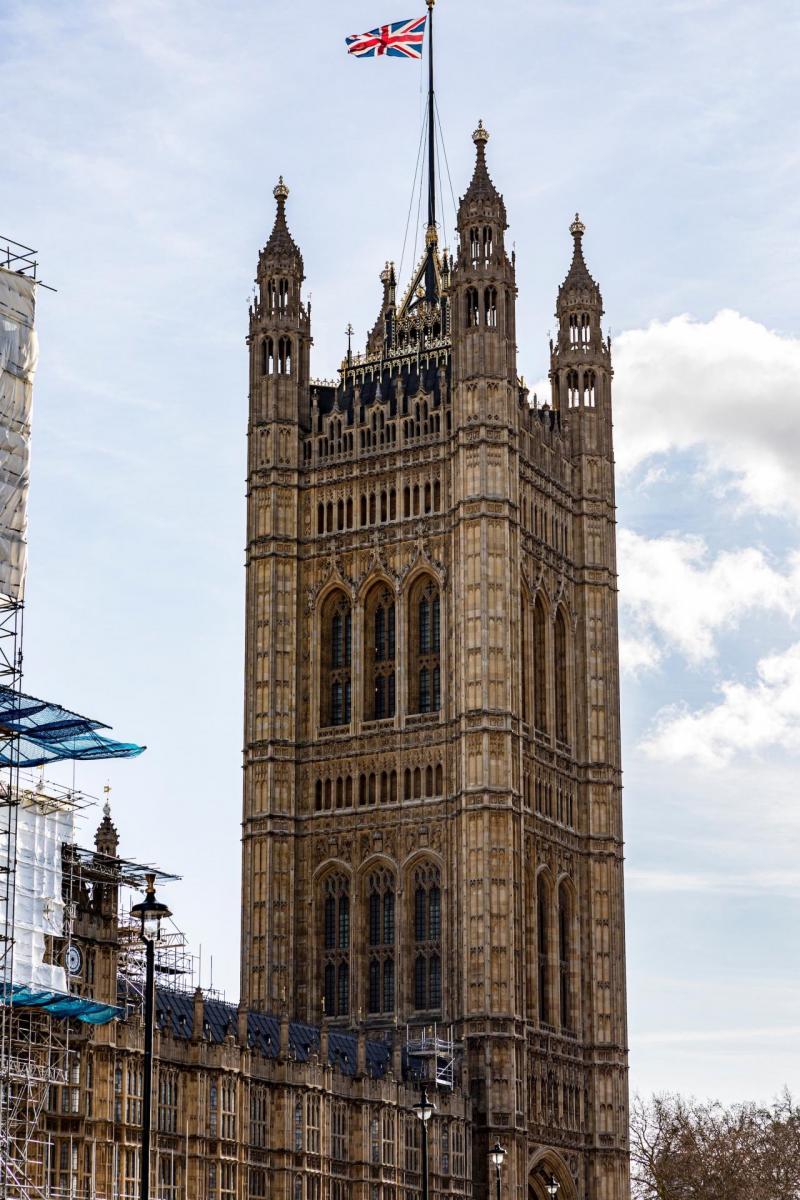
[459,120,507,228]
[558,212,602,311]
[261,176,304,279]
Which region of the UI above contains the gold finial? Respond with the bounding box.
[103,782,111,819]
[570,212,586,238]
[425,222,438,248]
[273,176,289,203]
[473,119,490,146]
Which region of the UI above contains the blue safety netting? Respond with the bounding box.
[3,984,120,1025]
[0,686,145,767]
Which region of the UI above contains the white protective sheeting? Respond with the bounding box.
[4,799,73,990]
[0,267,37,603]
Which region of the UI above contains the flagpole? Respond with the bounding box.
[425,0,438,302]
[427,0,436,236]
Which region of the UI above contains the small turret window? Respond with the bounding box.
[569,314,579,348]
[277,337,292,376]
[566,370,579,408]
[278,278,289,314]
[465,288,479,328]
[267,280,277,315]
[484,287,497,328]
[580,313,591,347]
[583,370,596,407]
[482,226,493,261]
[469,228,480,269]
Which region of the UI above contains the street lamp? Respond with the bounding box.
[130,874,172,1200]
[413,1087,435,1200]
[546,1176,560,1198]
[489,1142,506,1200]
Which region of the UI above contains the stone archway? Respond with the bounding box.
[528,1150,577,1200]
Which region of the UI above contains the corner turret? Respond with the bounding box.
[249,178,312,430]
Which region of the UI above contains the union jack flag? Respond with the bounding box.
[346,15,427,59]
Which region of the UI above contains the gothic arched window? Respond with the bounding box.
[412,862,441,1011]
[580,312,591,347]
[566,369,579,408]
[482,225,493,261]
[469,228,480,269]
[484,287,497,328]
[533,595,548,734]
[583,369,596,407]
[364,584,396,720]
[278,278,289,315]
[554,608,570,746]
[321,592,351,727]
[409,577,441,715]
[277,337,292,376]
[366,868,395,1014]
[521,593,529,723]
[465,288,479,328]
[558,880,575,1034]
[322,874,350,1018]
[537,873,552,1026]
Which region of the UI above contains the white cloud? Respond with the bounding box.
[642,641,800,766]
[627,867,800,896]
[636,1026,800,1047]
[618,529,800,666]
[612,310,800,516]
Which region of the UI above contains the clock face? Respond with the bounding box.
[66,945,82,976]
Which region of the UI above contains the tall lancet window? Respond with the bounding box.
[558,880,574,1034]
[409,577,441,714]
[322,591,351,727]
[466,288,480,328]
[554,608,570,746]
[412,862,441,1011]
[533,595,548,734]
[537,872,552,1026]
[322,874,350,1018]
[484,287,497,328]
[365,584,396,720]
[366,868,395,1014]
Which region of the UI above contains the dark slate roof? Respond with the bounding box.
[153,987,392,1080]
[313,359,450,422]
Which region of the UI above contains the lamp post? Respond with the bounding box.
[489,1142,506,1200]
[413,1086,434,1200]
[545,1175,560,1198]
[130,874,172,1200]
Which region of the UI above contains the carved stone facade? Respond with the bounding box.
[240,125,630,1200]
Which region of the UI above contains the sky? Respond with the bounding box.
[2,0,799,1105]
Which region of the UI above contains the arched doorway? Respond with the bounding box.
[528,1151,577,1200]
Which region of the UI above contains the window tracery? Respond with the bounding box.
[366,868,395,1014]
[322,874,350,1018]
[365,585,396,720]
[409,578,441,714]
[321,592,351,727]
[412,862,441,1011]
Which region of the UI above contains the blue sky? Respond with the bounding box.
[3,0,799,1102]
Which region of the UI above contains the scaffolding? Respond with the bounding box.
[0,775,178,1200]
[405,1023,459,1091]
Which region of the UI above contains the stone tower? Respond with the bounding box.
[240,126,630,1200]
